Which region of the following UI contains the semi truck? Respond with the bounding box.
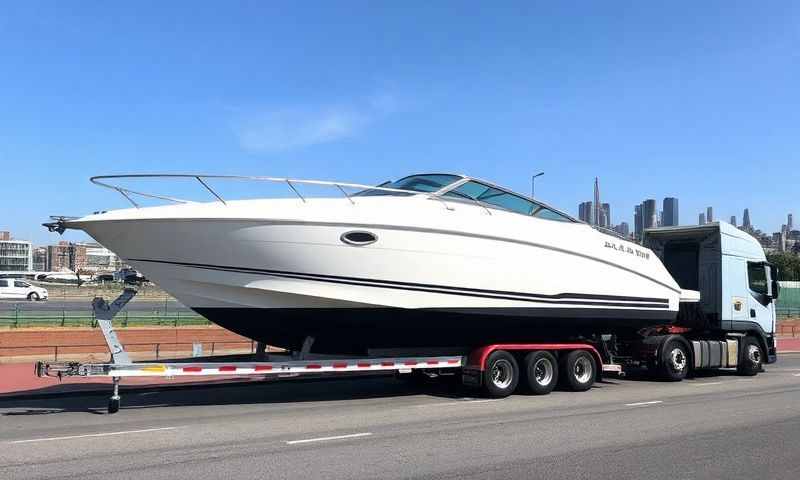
[36,222,778,413]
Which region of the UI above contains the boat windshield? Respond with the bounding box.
[444,180,573,222]
[354,174,462,196]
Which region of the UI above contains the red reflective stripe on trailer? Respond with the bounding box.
[182,366,202,372]
[254,365,273,371]
[404,361,418,366]
[306,364,322,369]
[381,362,394,367]
[218,366,237,372]
[426,360,440,365]
[333,363,348,369]
[447,359,460,364]
[358,363,373,368]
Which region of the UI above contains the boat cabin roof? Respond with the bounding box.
[357,173,577,223]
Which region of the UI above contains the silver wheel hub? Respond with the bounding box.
[669,348,687,372]
[491,359,513,389]
[574,357,593,384]
[533,358,554,386]
[747,345,761,364]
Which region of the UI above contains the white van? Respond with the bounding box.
[0,279,48,301]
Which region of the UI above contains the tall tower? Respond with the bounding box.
[743,208,751,229]
[662,197,679,226]
[699,213,706,225]
[789,213,794,231]
[634,205,643,238]
[593,177,601,227]
[730,215,737,227]
[602,203,611,228]
[642,199,657,229]
[706,206,714,223]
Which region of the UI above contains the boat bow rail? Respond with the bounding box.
[88,174,481,211]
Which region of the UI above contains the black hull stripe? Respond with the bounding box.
[129,258,672,309]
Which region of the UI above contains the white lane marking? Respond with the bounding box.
[689,381,723,386]
[285,432,372,445]
[793,373,800,377]
[625,400,663,407]
[10,427,178,444]
[417,399,500,407]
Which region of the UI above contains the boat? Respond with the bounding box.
[46,173,685,354]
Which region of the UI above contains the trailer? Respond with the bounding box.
[35,222,778,414]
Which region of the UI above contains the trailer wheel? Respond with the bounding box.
[561,350,595,392]
[737,336,763,376]
[482,350,519,398]
[523,351,558,395]
[108,398,120,414]
[659,338,689,381]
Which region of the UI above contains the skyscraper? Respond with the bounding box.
[578,201,593,224]
[730,215,737,227]
[634,205,643,238]
[601,203,611,228]
[706,206,714,223]
[662,197,679,226]
[593,178,601,228]
[743,208,751,230]
[642,199,657,229]
[616,222,630,236]
[699,213,706,225]
[789,213,794,231]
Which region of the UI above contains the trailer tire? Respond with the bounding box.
[737,336,763,376]
[659,338,689,381]
[561,350,595,392]
[108,398,120,414]
[523,351,558,395]
[482,350,519,398]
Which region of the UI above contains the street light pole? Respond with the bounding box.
[531,172,544,198]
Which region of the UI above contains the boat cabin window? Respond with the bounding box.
[355,174,462,196]
[532,206,572,222]
[444,181,536,215]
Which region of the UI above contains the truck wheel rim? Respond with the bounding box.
[574,357,592,383]
[669,348,687,372]
[747,345,761,364]
[491,359,513,389]
[534,358,553,385]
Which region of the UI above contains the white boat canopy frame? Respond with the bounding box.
[88,173,579,222]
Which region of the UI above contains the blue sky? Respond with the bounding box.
[1,1,798,245]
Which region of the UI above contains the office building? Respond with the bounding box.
[0,234,32,271]
[730,216,737,227]
[615,222,630,236]
[706,206,714,223]
[634,205,643,238]
[743,209,751,230]
[642,199,657,229]
[47,242,87,272]
[662,197,679,226]
[789,213,794,232]
[601,203,611,228]
[578,201,594,224]
[32,247,47,271]
[699,213,706,225]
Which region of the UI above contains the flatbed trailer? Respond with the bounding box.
[35,288,623,413]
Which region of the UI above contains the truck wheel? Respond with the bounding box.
[28,292,39,301]
[482,350,519,398]
[523,351,558,395]
[561,350,595,392]
[737,337,763,376]
[659,339,689,381]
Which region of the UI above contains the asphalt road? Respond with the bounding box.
[0,298,191,313]
[1,355,800,480]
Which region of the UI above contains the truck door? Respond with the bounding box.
[746,262,776,334]
[0,279,10,298]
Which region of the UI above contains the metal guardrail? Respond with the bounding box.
[0,341,257,361]
[0,310,209,328]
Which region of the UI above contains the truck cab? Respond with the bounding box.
[643,222,778,364]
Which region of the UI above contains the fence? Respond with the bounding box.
[0,309,210,328]
[0,340,256,361]
[777,282,800,319]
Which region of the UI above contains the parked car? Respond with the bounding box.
[0,279,48,301]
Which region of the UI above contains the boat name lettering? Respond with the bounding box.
[604,241,650,259]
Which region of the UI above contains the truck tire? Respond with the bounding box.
[659,338,689,381]
[28,292,39,301]
[737,336,763,376]
[561,350,595,392]
[523,351,558,395]
[482,350,519,398]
